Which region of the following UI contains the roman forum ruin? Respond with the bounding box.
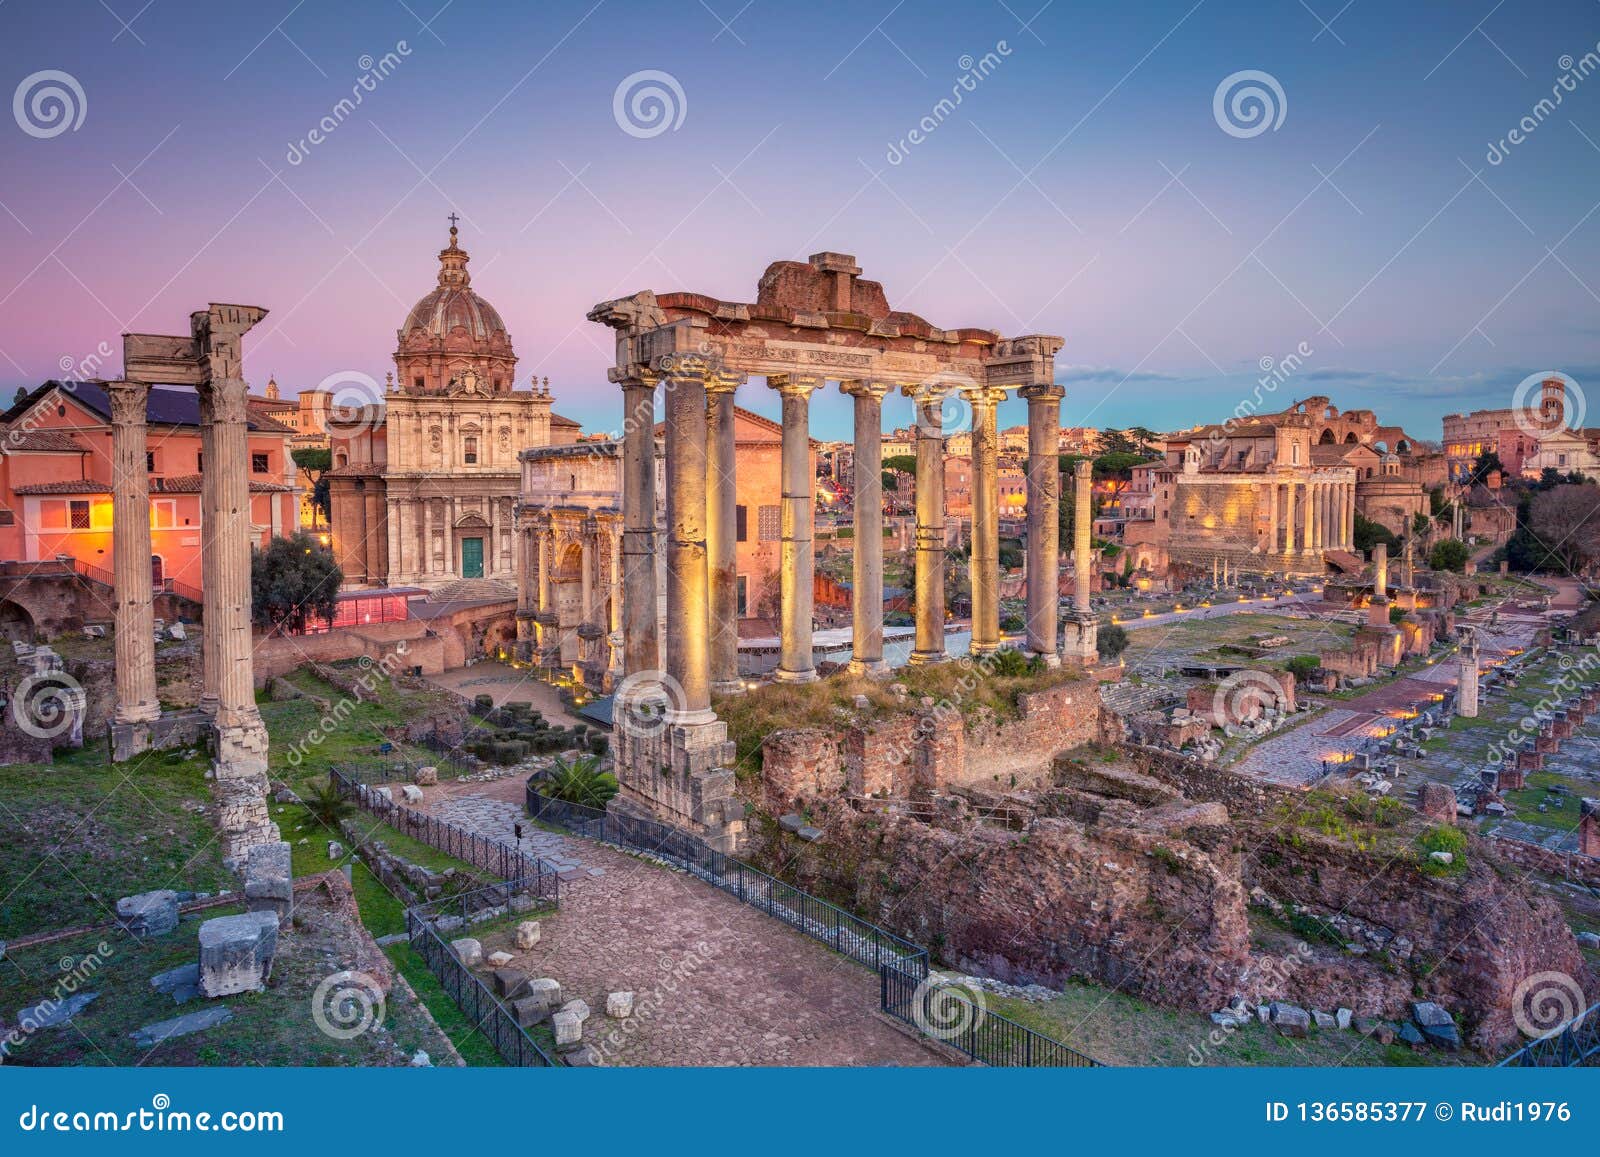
[110,303,280,866]
[588,252,1069,849]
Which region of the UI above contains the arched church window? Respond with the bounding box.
[464,436,478,464]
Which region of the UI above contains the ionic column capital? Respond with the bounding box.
[768,373,823,398]
[839,378,892,401]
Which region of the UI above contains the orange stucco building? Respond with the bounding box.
[0,380,298,594]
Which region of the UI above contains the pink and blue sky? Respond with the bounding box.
[4,0,1600,441]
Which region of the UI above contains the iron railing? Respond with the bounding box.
[880,963,1101,1067]
[1499,1002,1600,1067]
[526,781,927,977]
[332,764,559,898]
[404,879,559,1068]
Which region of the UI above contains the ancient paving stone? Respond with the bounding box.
[116,889,180,938]
[16,991,98,1030]
[130,1006,234,1048]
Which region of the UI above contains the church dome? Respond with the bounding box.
[400,223,509,343]
[395,218,517,394]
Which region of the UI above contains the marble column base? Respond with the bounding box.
[772,666,818,684]
[907,649,947,666]
[1061,613,1099,666]
[846,658,891,679]
[711,679,746,696]
[1024,649,1062,669]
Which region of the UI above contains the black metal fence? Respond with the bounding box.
[1499,1002,1600,1067]
[332,764,559,900]
[880,963,1101,1067]
[526,781,927,977]
[404,879,559,1068]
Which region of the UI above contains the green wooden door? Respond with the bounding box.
[461,537,484,578]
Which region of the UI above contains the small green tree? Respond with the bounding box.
[1097,623,1129,660]
[1352,514,1399,555]
[252,532,342,633]
[882,454,918,475]
[1286,654,1319,681]
[1429,538,1469,573]
[292,447,333,526]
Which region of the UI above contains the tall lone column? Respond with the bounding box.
[705,373,743,694]
[197,398,221,715]
[905,385,948,664]
[843,380,890,676]
[1062,460,1099,665]
[1458,630,1480,718]
[1308,481,1323,554]
[108,380,159,748]
[967,385,1005,656]
[663,362,715,720]
[1022,384,1064,665]
[1284,483,1300,557]
[771,374,820,682]
[1368,542,1391,628]
[620,376,660,677]
[195,304,278,868]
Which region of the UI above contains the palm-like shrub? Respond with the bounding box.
[303,777,354,827]
[541,754,618,809]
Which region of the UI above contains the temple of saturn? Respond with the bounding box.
[110,304,281,867]
[587,252,1096,850]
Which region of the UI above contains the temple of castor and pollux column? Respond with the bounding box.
[587,251,1099,853]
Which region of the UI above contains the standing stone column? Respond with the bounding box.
[197,396,221,716]
[620,376,660,677]
[843,380,890,676]
[663,362,715,720]
[771,375,820,682]
[1344,482,1355,549]
[904,384,948,665]
[1022,384,1063,665]
[194,304,278,868]
[108,380,160,745]
[1062,460,1098,664]
[1265,480,1280,557]
[515,519,536,662]
[607,523,624,684]
[1308,480,1323,553]
[705,373,743,694]
[967,385,1005,656]
[1458,631,1480,718]
[1284,482,1300,557]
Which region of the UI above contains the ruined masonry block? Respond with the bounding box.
[552,1009,583,1047]
[515,921,541,950]
[197,911,279,998]
[117,890,180,938]
[606,991,634,1018]
[451,938,482,967]
[243,840,293,927]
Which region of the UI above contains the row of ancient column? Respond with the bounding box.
[1264,477,1356,555]
[616,364,1073,715]
[514,512,623,679]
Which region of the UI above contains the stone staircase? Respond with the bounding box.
[1323,549,1364,575]
[1099,682,1181,717]
[428,578,518,604]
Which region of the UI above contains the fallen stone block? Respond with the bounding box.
[493,968,528,999]
[117,889,180,938]
[451,938,482,967]
[150,962,201,1005]
[560,998,590,1023]
[564,1043,602,1066]
[512,995,550,1027]
[16,991,98,1030]
[410,1049,431,1067]
[328,840,345,860]
[515,921,541,950]
[606,991,634,1019]
[1335,1008,1353,1030]
[1397,1021,1425,1048]
[1312,1009,1336,1030]
[197,911,279,998]
[401,784,424,804]
[244,841,293,928]
[129,1006,233,1048]
[1269,1002,1310,1038]
[552,1009,583,1047]
[487,950,515,968]
[524,977,561,1011]
[414,767,438,786]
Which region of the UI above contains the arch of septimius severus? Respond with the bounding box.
[588,252,1097,851]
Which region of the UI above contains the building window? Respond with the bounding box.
[736,504,748,543]
[414,377,424,391]
[757,505,780,542]
[146,451,155,473]
[736,575,748,617]
[0,511,13,526]
[70,500,90,529]
[197,451,203,471]
[252,453,269,473]
[464,437,478,464]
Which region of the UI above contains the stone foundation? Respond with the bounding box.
[212,719,279,870]
[111,708,209,763]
